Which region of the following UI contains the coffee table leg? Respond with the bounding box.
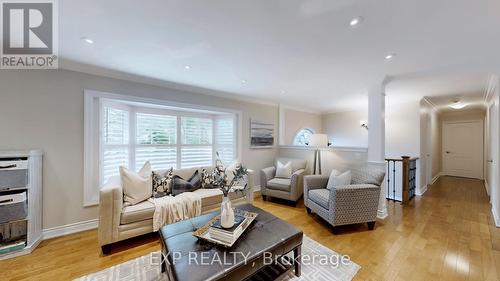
[294,246,301,277]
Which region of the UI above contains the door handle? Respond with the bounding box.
[488,160,493,163]
[445,151,451,154]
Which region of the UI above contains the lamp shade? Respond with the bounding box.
[308,134,328,148]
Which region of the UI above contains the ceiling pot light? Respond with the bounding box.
[449,101,467,110]
[280,90,286,94]
[81,37,94,44]
[349,16,363,27]
[385,53,395,60]
[241,79,247,84]
[184,65,191,70]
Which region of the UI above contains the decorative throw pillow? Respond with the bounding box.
[152,167,173,197]
[326,170,352,190]
[201,168,218,189]
[275,161,292,179]
[171,170,202,196]
[120,161,152,205]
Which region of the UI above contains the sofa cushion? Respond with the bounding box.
[308,189,330,210]
[121,200,155,224]
[267,178,291,191]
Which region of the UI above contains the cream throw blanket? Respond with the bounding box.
[148,192,202,232]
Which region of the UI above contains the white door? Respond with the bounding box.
[442,120,483,179]
[487,103,498,196]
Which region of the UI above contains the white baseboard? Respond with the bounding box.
[484,181,490,197]
[492,205,500,228]
[377,207,388,220]
[431,172,442,185]
[416,185,428,196]
[42,219,98,240]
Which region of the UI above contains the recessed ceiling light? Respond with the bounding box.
[241,79,247,84]
[281,90,286,94]
[81,37,94,44]
[184,65,191,70]
[349,16,363,27]
[385,53,396,60]
[449,101,467,110]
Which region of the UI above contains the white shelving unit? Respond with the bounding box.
[0,150,43,260]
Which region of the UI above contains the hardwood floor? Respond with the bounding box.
[1,176,499,280]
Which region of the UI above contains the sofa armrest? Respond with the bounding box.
[98,176,123,246]
[290,168,307,199]
[303,175,329,204]
[259,166,276,192]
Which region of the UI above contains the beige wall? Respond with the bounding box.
[0,69,279,229]
[386,101,421,159]
[431,111,442,178]
[322,110,368,147]
[282,108,322,145]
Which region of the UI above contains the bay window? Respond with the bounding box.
[100,101,237,185]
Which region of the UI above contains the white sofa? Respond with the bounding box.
[98,166,254,253]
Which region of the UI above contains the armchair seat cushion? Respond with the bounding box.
[120,200,155,224]
[267,178,291,191]
[308,189,330,210]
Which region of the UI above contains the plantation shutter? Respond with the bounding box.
[215,116,235,165]
[102,106,129,184]
[181,117,213,168]
[136,113,177,170]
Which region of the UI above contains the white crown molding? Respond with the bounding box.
[42,219,98,240]
[60,59,280,108]
[484,74,499,104]
[422,96,439,112]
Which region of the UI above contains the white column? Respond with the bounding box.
[368,82,388,219]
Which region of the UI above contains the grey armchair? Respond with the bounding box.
[304,166,385,231]
[260,158,308,204]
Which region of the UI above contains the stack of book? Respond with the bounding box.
[208,215,247,244]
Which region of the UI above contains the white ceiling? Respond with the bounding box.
[59,0,500,112]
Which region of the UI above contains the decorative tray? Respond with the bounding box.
[193,209,258,248]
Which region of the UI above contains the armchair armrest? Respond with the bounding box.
[328,184,381,223]
[98,176,123,246]
[290,168,307,199]
[259,166,276,192]
[303,175,329,204]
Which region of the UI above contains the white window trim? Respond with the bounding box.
[84,89,243,207]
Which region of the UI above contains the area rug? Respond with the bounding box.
[75,236,360,281]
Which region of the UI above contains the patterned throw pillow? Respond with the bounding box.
[152,167,173,197]
[171,170,203,196]
[201,168,218,189]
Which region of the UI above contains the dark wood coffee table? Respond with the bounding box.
[159,204,303,281]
